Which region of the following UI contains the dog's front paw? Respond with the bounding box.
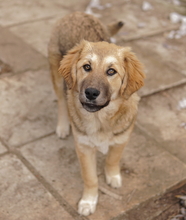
[78,196,98,216]
[56,123,70,139]
[106,173,122,188]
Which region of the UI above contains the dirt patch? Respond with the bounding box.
[113,181,186,220]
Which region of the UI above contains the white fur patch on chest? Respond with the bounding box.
[77,133,112,154]
[77,130,129,154]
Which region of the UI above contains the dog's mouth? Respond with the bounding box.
[81,101,110,112]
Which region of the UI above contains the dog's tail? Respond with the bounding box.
[107,21,124,36]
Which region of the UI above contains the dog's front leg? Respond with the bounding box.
[76,144,98,216]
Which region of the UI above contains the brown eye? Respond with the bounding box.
[107,68,116,76]
[83,64,91,72]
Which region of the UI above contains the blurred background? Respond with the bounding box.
[0,1,186,220]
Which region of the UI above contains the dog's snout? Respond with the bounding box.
[85,88,100,100]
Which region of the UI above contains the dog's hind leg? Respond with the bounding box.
[48,52,70,138]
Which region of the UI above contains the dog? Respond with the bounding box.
[48,12,145,216]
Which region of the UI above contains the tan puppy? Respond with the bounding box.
[48,12,145,216]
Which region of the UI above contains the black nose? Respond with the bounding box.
[85,88,100,100]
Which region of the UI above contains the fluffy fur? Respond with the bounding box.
[48,12,145,216]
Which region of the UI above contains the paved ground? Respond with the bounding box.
[0,0,186,219]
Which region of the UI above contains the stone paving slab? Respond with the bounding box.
[0,69,56,147]
[8,0,185,59]
[0,0,186,219]
[20,127,186,220]
[93,0,184,40]
[0,26,47,74]
[10,17,64,57]
[0,154,74,220]
[120,35,186,96]
[137,84,186,164]
[0,0,88,27]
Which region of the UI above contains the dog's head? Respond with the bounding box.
[59,40,145,112]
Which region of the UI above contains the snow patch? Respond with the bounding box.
[178,98,186,110]
[142,1,153,11]
[172,0,180,5]
[85,0,112,17]
[168,12,186,39]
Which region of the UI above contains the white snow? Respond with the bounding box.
[178,98,186,110]
[85,0,112,17]
[168,13,186,39]
[172,0,180,5]
[142,1,153,11]
[169,12,183,23]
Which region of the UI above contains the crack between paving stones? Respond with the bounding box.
[0,136,88,219]
[136,122,186,170]
[0,137,11,152]
[5,3,77,29]
[0,64,49,80]
[1,27,49,58]
[110,180,186,220]
[10,147,89,220]
[120,25,180,42]
[0,151,9,158]
[4,2,90,29]
[140,80,186,98]
[16,131,56,149]
[151,202,178,220]
[5,16,59,28]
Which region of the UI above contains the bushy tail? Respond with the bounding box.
[107,21,124,36]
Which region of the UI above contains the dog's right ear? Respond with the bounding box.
[58,40,86,89]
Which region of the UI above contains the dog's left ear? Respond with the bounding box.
[121,47,145,99]
[58,40,86,89]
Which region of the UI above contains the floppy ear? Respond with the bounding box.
[121,47,145,99]
[58,40,86,89]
